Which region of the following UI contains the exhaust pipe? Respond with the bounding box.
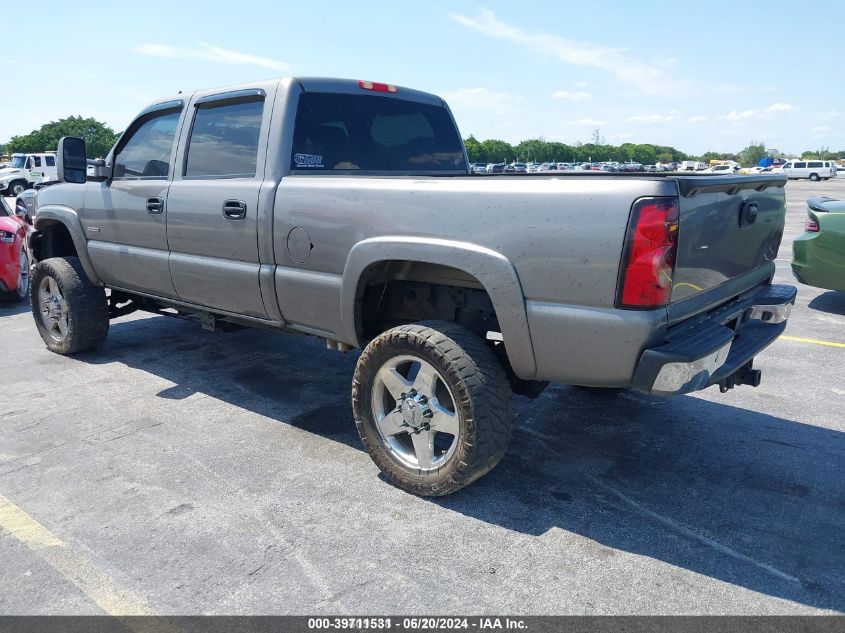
[718,362,762,393]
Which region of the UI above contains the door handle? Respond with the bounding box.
[222,200,247,220]
[146,197,164,214]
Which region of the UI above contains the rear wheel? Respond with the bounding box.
[30,257,109,354]
[352,320,513,496]
[809,173,820,182]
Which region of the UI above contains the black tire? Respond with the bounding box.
[352,320,513,496]
[809,173,820,182]
[0,248,28,303]
[30,257,109,354]
[8,180,28,197]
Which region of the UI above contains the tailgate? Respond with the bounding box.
[670,175,787,304]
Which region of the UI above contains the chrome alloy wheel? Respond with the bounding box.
[371,354,460,471]
[17,251,29,297]
[38,275,68,341]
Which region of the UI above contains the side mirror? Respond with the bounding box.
[57,136,87,184]
[14,201,32,225]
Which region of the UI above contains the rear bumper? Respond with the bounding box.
[631,284,797,395]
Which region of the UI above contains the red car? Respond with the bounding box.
[0,197,30,303]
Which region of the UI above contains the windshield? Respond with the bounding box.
[10,156,25,169]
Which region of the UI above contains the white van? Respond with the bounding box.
[779,160,837,181]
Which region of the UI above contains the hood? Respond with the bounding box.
[0,167,23,179]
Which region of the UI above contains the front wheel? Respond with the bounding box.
[30,257,109,354]
[352,321,514,496]
[8,180,28,197]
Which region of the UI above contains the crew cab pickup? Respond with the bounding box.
[27,76,796,495]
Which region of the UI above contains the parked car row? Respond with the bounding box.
[468,160,672,174]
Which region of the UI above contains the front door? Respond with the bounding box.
[81,104,184,297]
[165,92,269,318]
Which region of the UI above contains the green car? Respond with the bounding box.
[792,196,845,292]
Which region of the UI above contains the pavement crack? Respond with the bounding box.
[592,476,803,586]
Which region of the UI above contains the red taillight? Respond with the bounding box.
[617,197,680,308]
[357,80,398,93]
[805,215,820,232]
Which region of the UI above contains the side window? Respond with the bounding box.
[45,155,55,167]
[25,157,32,169]
[184,99,264,178]
[783,163,792,168]
[113,109,181,179]
[794,162,807,168]
[33,156,42,167]
[808,161,823,168]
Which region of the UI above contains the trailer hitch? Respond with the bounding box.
[718,361,762,393]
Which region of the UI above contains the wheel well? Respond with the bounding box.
[355,261,500,344]
[32,221,78,262]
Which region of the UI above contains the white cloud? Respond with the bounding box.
[575,81,589,88]
[441,87,523,116]
[721,109,760,121]
[625,110,683,125]
[767,103,793,113]
[449,9,675,94]
[551,90,591,100]
[812,126,830,133]
[718,104,793,122]
[688,115,709,123]
[568,118,606,126]
[134,42,291,72]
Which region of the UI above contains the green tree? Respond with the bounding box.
[480,139,514,163]
[738,142,767,167]
[7,116,119,159]
[463,135,485,163]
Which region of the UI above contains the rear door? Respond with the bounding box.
[165,89,271,318]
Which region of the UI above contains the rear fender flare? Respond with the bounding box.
[341,236,537,379]
[32,205,101,286]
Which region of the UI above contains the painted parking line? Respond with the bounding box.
[780,335,845,349]
[0,492,153,616]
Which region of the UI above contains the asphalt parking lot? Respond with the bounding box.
[1,178,843,615]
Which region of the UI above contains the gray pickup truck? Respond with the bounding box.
[27,76,795,495]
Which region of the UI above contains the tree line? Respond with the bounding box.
[2,118,843,167]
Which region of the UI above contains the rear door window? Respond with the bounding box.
[291,92,465,172]
[184,99,264,179]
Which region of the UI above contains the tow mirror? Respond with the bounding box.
[57,136,87,184]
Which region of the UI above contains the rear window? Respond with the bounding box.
[291,92,465,172]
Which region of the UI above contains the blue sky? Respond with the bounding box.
[8,1,843,155]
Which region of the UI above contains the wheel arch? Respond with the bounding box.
[341,236,537,379]
[31,206,101,286]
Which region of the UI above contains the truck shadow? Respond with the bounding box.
[807,291,845,316]
[83,314,844,612]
